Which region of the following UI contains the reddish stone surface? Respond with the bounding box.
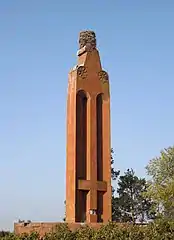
[66,31,111,223]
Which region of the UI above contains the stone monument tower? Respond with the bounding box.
[66,31,111,223]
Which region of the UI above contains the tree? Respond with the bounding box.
[112,169,155,223]
[111,148,120,180]
[146,146,174,219]
[111,148,120,195]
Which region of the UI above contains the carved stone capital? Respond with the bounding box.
[98,70,109,84]
[77,66,87,80]
[79,31,96,50]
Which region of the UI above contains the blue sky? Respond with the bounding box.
[0,0,174,230]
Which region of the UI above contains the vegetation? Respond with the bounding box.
[146,146,174,220]
[111,149,156,222]
[1,219,174,239]
[112,168,155,223]
[0,231,10,238]
[1,146,174,239]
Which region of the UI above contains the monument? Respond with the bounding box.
[66,30,111,223]
[14,30,112,236]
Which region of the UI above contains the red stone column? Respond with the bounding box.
[66,31,112,223]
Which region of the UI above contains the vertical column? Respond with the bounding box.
[66,30,112,224]
[86,96,97,223]
[102,98,112,222]
[96,93,103,181]
[96,93,104,222]
[66,72,76,222]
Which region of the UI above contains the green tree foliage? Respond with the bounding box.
[0,231,10,237]
[146,146,174,219]
[111,148,120,180]
[111,148,120,195]
[112,168,155,223]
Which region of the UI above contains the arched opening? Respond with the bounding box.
[75,90,88,222]
[96,93,104,222]
[96,93,103,181]
[76,90,87,180]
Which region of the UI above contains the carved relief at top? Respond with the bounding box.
[77,66,87,80]
[98,70,109,84]
[79,31,96,51]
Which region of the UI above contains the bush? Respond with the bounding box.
[0,231,10,237]
[1,220,174,239]
[74,225,95,240]
[44,224,75,240]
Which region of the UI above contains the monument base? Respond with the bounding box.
[14,222,103,237]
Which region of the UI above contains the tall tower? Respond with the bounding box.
[66,31,111,223]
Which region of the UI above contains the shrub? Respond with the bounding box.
[1,220,174,240]
[74,225,95,240]
[43,223,75,240]
[0,231,10,238]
